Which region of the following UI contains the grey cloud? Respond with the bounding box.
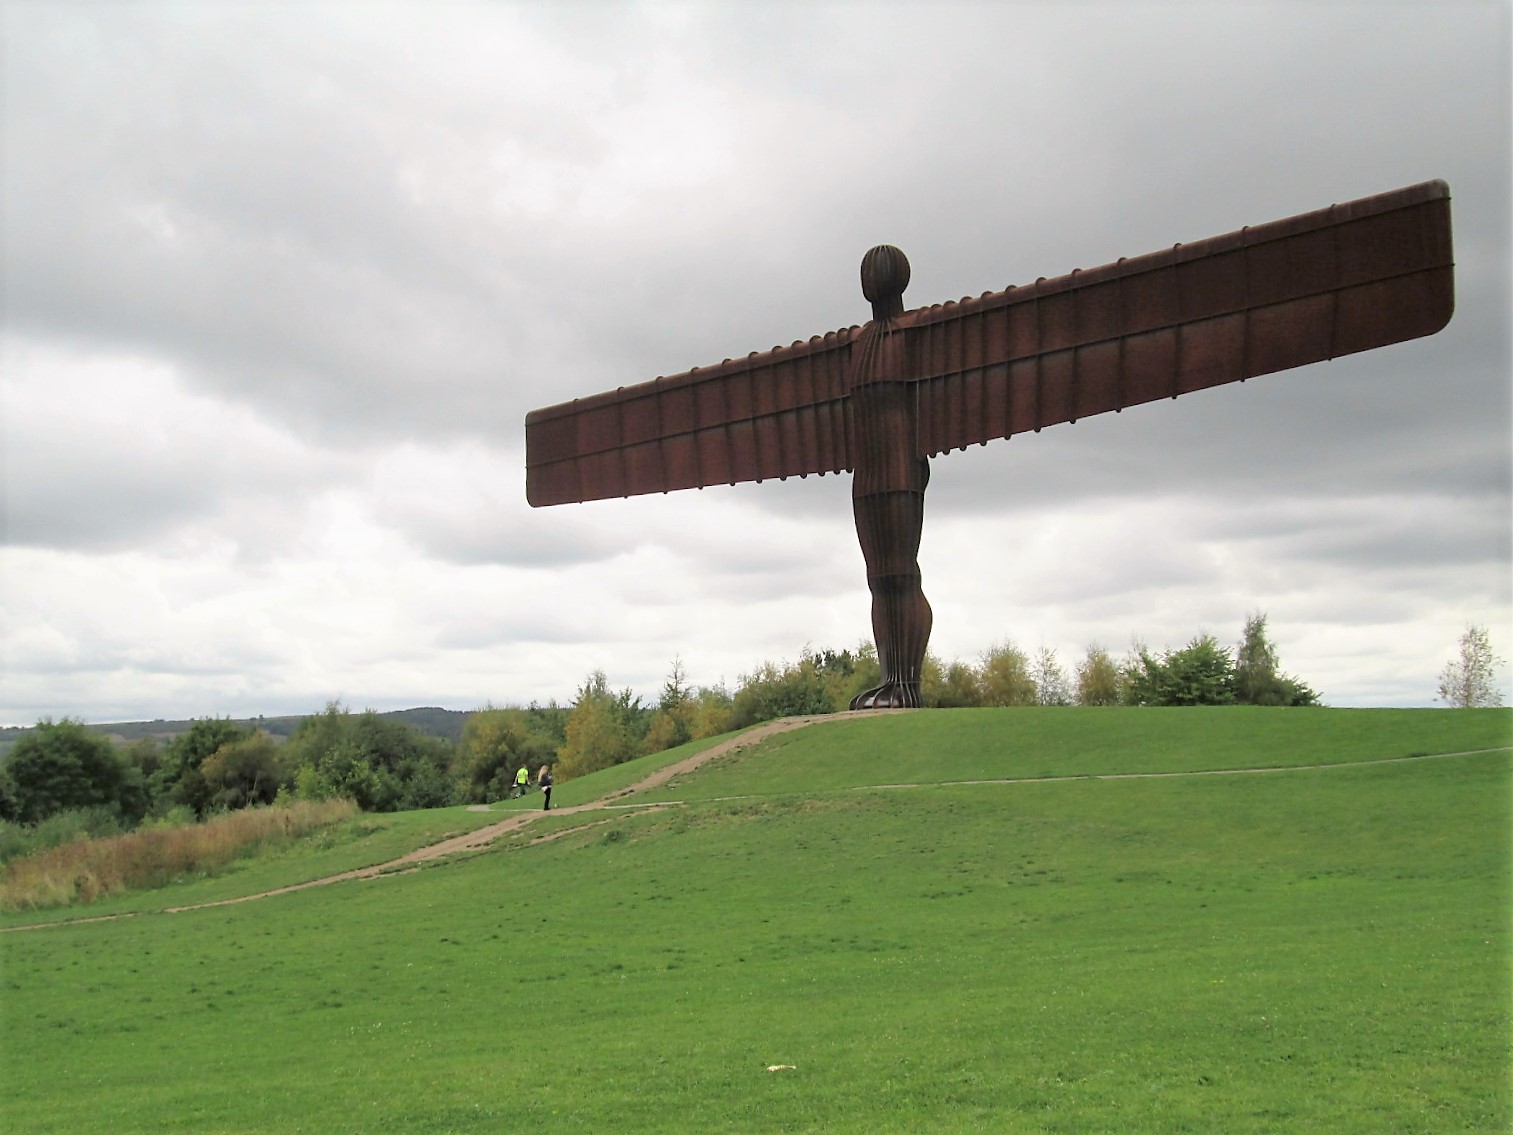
[1209,496,1512,573]
[8,2,1505,472]
[393,504,630,569]
[1,2,1506,720]
[1,345,361,554]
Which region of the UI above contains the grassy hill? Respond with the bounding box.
[2,708,1508,1133]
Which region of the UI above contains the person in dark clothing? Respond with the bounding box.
[538,765,553,810]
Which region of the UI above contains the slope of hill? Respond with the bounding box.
[3,708,1508,1133]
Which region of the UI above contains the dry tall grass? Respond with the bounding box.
[0,799,359,912]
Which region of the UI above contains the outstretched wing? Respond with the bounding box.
[910,180,1455,457]
[526,180,1454,506]
[526,327,858,507]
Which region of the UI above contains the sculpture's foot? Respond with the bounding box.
[849,680,921,711]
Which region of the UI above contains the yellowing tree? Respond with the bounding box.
[925,655,983,708]
[1075,644,1123,705]
[686,686,735,740]
[557,671,645,779]
[978,641,1036,706]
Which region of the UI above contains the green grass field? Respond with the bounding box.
[2,708,1508,1133]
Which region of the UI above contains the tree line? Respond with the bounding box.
[1,617,1501,846]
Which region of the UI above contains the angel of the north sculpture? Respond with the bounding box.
[526,180,1454,710]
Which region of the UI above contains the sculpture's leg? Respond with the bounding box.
[849,458,932,710]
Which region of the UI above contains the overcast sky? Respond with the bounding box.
[2,1,1509,725]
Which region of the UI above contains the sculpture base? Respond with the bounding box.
[849,681,922,710]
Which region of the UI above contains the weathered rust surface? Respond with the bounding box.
[524,181,1454,707]
[912,178,1454,456]
[527,181,1452,506]
[525,329,859,507]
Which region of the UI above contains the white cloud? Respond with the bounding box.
[0,337,357,553]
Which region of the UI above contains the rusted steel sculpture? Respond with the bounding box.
[526,180,1455,709]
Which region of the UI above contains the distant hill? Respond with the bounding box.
[0,707,472,757]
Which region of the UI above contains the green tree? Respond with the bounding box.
[1075,644,1123,706]
[1130,634,1236,706]
[298,738,385,808]
[5,718,146,824]
[524,701,571,750]
[978,641,1036,706]
[285,704,394,810]
[1121,640,1164,706]
[284,702,456,811]
[282,703,348,777]
[455,706,553,802]
[156,717,253,816]
[660,657,692,710]
[642,711,689,755]
[1234,613,1320,706]
[643,659,695,754]
[0,772,18,825]
[200,732,287,811]
[127,736,164,784]
[346,711,453,810]
[1437,625,1507,708]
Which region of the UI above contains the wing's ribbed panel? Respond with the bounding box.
[526,328,858,506]
[914,180,1454,457]
[528,182,1453,504]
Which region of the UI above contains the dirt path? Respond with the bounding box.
[4,713,865,931]
[8,724,1501,933]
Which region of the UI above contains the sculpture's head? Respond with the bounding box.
[861,245,910,319]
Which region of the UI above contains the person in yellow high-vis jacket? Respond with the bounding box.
[514,763,530,799]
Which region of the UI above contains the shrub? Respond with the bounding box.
[283,704,456,810]
[0,807,125,865]
[729,652,845,729]
[0,798,359,912]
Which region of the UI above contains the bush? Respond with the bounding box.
[284,704,456,811]
[0,820,31,864]
[0,798,359,911]
[729,651,847,729]
[139,805,198,832]
[0,807,126,866]
[1124,635,1237,706]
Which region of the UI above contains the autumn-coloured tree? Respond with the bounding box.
[557,671,647,779]
[978,641,1036,707]
[1075,645,1122,706]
